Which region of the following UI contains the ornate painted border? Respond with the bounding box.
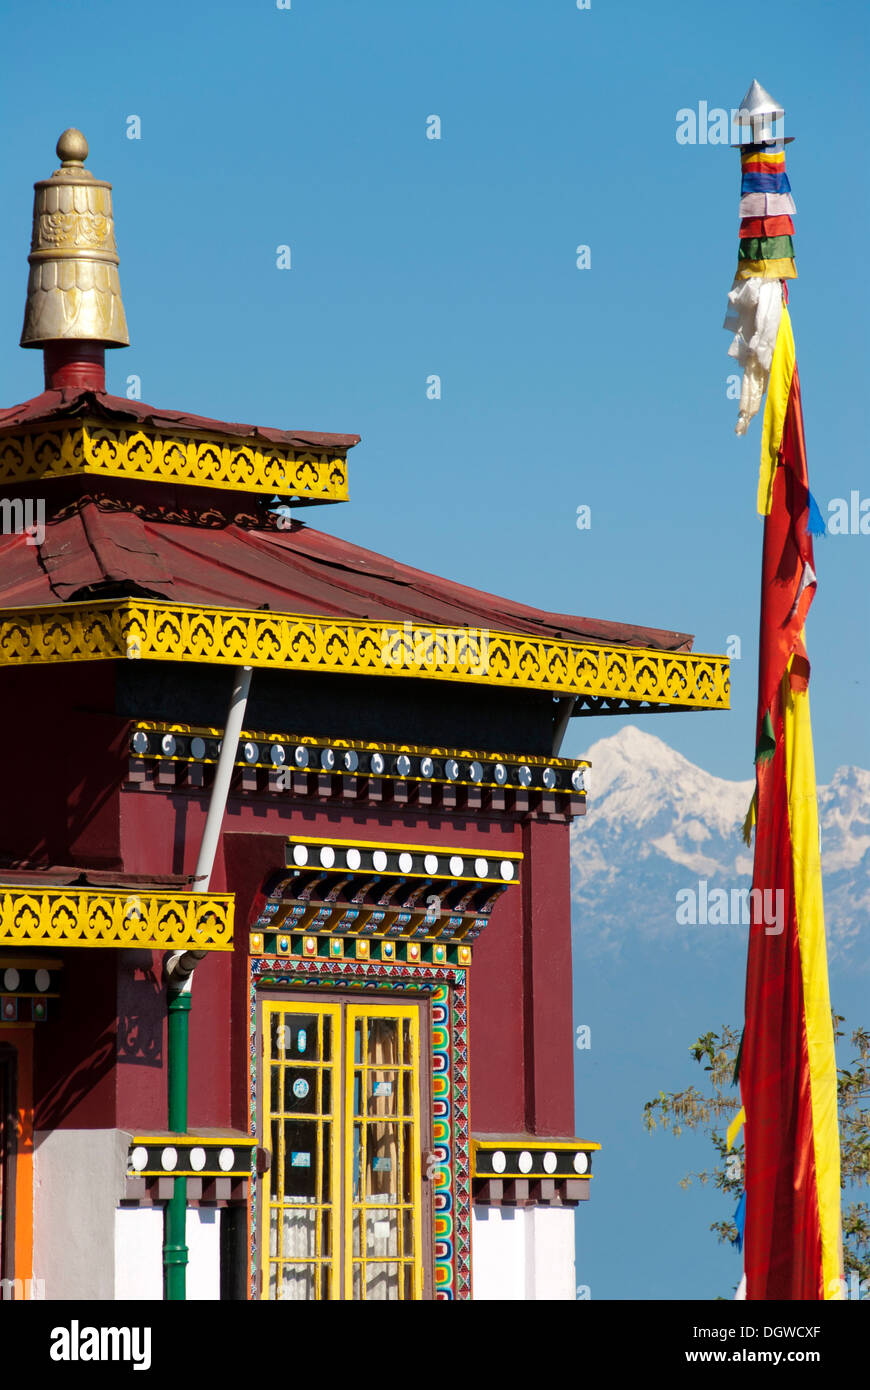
[249,956,470,1301]
[0,885,232,950]
[0,598,730,710]
[0,423,349,502]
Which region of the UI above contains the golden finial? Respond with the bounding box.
[20,128,129,349]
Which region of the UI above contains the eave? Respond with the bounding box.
[0,598,730,712]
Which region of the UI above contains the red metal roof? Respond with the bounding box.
[0,500,693,651]
[0,387,360,452]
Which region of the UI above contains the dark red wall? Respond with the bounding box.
[115,786,575,1139]
[14,693,576,1141]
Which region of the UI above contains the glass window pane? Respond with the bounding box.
[320,1067,331,1117]
[282,1207,316,1258]
[402,1263,415,1300]
[284,1069,316,1114]
[268,1263,277,1299]
[279,1015,316,1059]
[269,1211,279,1258]
[281,1264,315,1301]
[367,1209,398,1257]
[283,1120,316,1198]
[270,1118,280,1199]
[367,1070,398,1116]
[320,1015,331,1059]
[352,1264,362,1301]
[270,1064,281,1115]
[366,1261,399,1301]
[402,1212,414,1259]
[367,1122,398,1197]
[401,1017,413,1065]
[367,1018,399,1066]
[352,1122,362,1199]
[401,1124,416,1202]
[353,1209,361,1256]
[401,1070,414,1119]
[320,1122,331,1204]
[354,1018,364,1065]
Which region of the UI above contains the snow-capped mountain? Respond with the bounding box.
[570,726,870,961]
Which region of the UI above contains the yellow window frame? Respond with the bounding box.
[344,1002,424,1301]
[261,1000,342,1300]
[261,998,425,1301]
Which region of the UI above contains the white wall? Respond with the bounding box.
[35,1130,224,1300]
[186,1208,221,1301]
[115,1206,163,1300]
[115,1206,221,1300]
[33,1129,130,1300]
[471,1205,576,1300]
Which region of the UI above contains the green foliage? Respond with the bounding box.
[644,1016,870,1282]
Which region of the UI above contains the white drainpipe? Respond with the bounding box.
[165,664,252,984]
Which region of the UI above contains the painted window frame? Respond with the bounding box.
[256,988,434,1300]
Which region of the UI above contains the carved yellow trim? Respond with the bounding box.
[0,886,233,951]
[0,422,348,502]
[0,600,729,709]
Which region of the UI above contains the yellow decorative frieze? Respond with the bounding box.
[0,599,730,711]
[0,422,349,502]
[0,886,233,951]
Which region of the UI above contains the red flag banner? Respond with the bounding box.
[740,303,843,1299]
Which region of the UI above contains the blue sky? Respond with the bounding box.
[1,0,866,1301]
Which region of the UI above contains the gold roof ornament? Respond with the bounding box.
[20,129,129,349]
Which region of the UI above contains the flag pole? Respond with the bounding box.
[724,81,844,1302]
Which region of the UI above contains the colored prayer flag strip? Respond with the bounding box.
[740,192,797,217]
[739,215,795,239]
[727,1107,746,1152]
[739,235,795,261]
[742,169,793,195]
[739,149,783,168]
[735,257,797,280]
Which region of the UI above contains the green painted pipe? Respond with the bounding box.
[163,987,191,1300]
